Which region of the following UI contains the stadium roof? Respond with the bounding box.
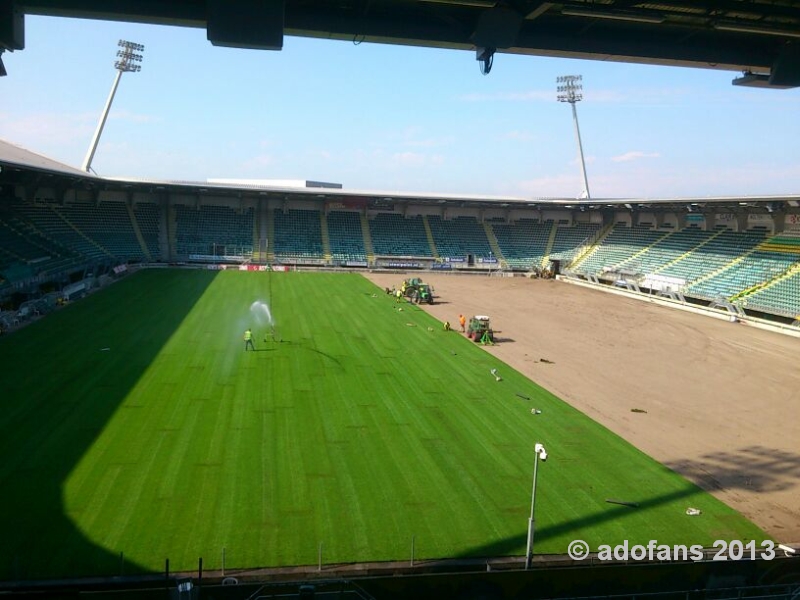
[2,138,799,212]
[3,1,800,87]
[0,139,98,180]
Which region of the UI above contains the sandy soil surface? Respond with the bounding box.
[365,273,800,543]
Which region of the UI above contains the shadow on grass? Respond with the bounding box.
[0,269,218,581]
[454,484,702,559]
[455,445,800,560]
[276,340,344,367]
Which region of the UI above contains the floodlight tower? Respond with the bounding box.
[557,75,591,200]
[525,443,548,569]
[82,40,145,173]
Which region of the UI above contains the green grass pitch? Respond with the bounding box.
[0,269,766,579]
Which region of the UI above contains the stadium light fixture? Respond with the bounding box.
[713,22,800,39]
[82,39,145,173]
[561,7,665,24]
[557,75,591,200]
[525,443,548,569]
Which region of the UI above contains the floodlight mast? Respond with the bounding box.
[557,75,591,200]
[525,443,548,569]
[82,40,145,173]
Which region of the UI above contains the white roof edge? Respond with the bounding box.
[3,139,798,206]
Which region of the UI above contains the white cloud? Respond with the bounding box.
[0,111,94,145]
[611,151,661,163]
[391,151,426,167]
[390,151,446,168]
[515,174,585,197]
[242,154,274,170]
[403,136,454,148]
[511,162,800,199]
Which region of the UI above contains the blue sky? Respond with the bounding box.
[1,15,799,198]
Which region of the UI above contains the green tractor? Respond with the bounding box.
[402,277,434,304]
[416,283,434,304]
[466,315,494,344]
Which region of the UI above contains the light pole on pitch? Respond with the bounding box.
[525,443,548,569]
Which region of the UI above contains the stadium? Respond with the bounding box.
[2,2,800,600]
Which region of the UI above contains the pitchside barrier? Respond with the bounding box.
[3,553,797,600]
[560,274,800,339]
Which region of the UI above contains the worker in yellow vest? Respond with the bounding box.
[244,328,255,351]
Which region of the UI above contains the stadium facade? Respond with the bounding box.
[2,138,800,325]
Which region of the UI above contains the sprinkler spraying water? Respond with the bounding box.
[250,300,279,342]
[250,300,274,326]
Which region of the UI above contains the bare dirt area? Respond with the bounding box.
[365,272,800,542]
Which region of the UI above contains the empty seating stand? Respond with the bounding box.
[492,219,551,270]
[576,225,664,275]
[658,229,763,284]
[4,193,800,320]
[745,270,800,316]
[327,210,367,263]
[688,233,800,303]
[273,208,323,261]
[134,202,161,259]
[688,249,797,300]
[369,213,432,257]
[60,201,143,261]
[550,223,601,264]
[615,226,711,275]
[427,215,492,261]
[175,204,254,258]
[11,200,109,262]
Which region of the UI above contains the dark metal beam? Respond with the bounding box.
[9,0,800,82]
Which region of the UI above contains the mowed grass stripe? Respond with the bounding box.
[0,269,219,577]
[0,269,766,579]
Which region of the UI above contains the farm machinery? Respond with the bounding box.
[401,277,435,304]
[466,315,494,344]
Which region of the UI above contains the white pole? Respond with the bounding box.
[571,102,591,200]
[82,69,123,173]
[525,451,539,569]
